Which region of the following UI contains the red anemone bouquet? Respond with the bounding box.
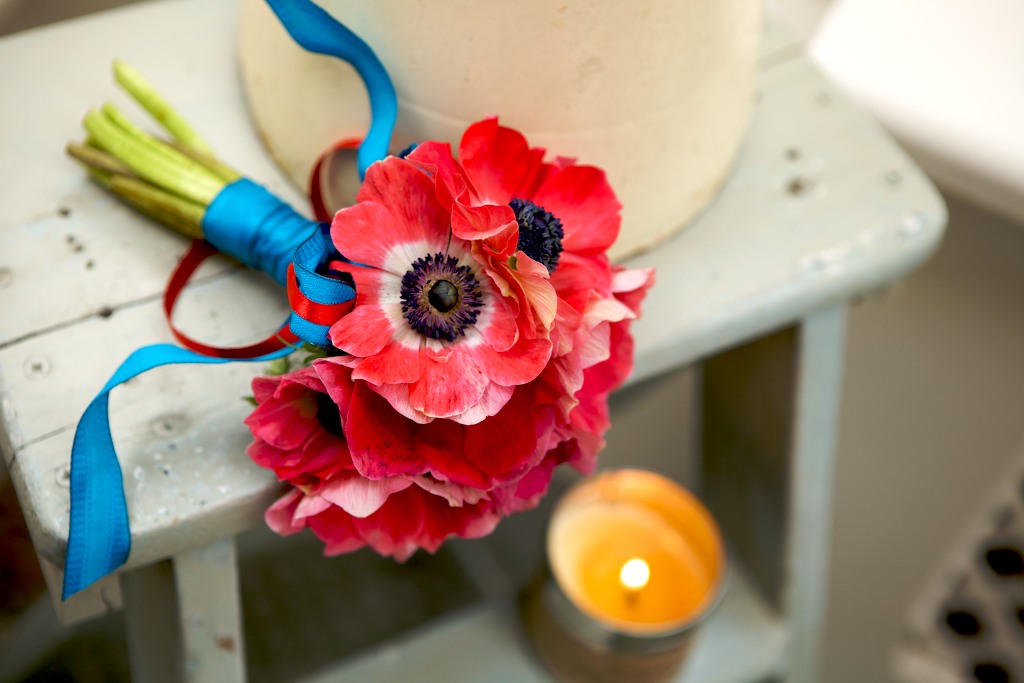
[246,119,653,559]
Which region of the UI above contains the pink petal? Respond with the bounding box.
[306,506,363,555]
[329,303,399,358]
[323,536,367,556]
[407,347,488,419]
[466,335,552,387]
[458,118,547,204]
[291,430,354,479]
[313,359,356,416]
[476,284,519,352]
[612,266,656,316]
[511,253,559,330]
[577,319,612,370]
[355,155,451,246]
[244,390,317,450]
[265,489,305,535]
[349,337,422,385]
[252,375,279,404]
[416,418,489,489]
[411,476,490,507]
[330,263,402,306]
[294,492,333,520]
[332,160,449,273]
[405,140,476,209]
[552,252,614,308]
[451,203,518,244]
[582,319,636,396]
[463,389,538,478]
[449,382,514,425]
[345,380,426,479]
[533,165,621,255]
[320,475,414,518]
[366,381,433,424]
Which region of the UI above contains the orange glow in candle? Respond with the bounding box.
[548,470,725,634]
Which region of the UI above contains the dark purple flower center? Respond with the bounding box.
[400,252,483,342]
[509,198,564,273]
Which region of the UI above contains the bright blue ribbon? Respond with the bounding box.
[203,178,315,286]
[62,344,293,599]
[289,222,353,346]
[203,179,356,346]
[62,186,358,600]
[265,0,397,179]
[63,1,397,598]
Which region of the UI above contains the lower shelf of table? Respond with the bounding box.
[298,565,788,683]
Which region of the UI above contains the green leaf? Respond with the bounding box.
[266,357,291,376]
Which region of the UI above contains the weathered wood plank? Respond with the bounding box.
[624,54,944,385]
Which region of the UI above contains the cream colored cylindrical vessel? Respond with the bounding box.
[238,0,760,261]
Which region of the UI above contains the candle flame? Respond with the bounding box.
[619,557,650,592]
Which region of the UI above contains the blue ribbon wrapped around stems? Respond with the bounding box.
[62,0,397,599]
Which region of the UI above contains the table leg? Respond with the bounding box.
[702,304,848,682]
[784,305,848,683]
[122,537,245,683]
[173,537,246,683]
[122,559,182,683]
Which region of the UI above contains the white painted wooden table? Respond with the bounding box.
[0,2,945,682]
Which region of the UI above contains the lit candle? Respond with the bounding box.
[522,469,726,683]
[620,558,650,598]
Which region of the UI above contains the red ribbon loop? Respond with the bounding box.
[164,240,299,358]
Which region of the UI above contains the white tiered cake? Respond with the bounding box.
[238,0,760,261]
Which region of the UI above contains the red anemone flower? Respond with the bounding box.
[327,156,554,425]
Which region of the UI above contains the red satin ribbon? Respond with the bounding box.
[309,137,362,222]
[286,265,354,326]
[164,240,299,358]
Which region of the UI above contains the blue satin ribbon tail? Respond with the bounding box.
[62,344,294,599]
[264,0,396,178]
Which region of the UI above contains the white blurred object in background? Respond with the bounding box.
[811,0,1024,223]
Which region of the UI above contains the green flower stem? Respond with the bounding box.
[69,61,253,242]
[167,140,242,185]
[102,102,205,173]
[100,102,226,192]
[84,108,224,206]
[109,175,206,233]
[86,168,204,239]
[65,142,136,179]
[113,59,213,154]
[67,143,201,237]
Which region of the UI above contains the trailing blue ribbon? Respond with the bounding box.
[62,0,398,598]
[62,344,293,599]
[62,191,355,599]
[265,0,397,179]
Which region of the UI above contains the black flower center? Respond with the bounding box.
[316,391,344,437]
[401,252,484,342]
[427,280,459,312]
[509,198,564,273]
